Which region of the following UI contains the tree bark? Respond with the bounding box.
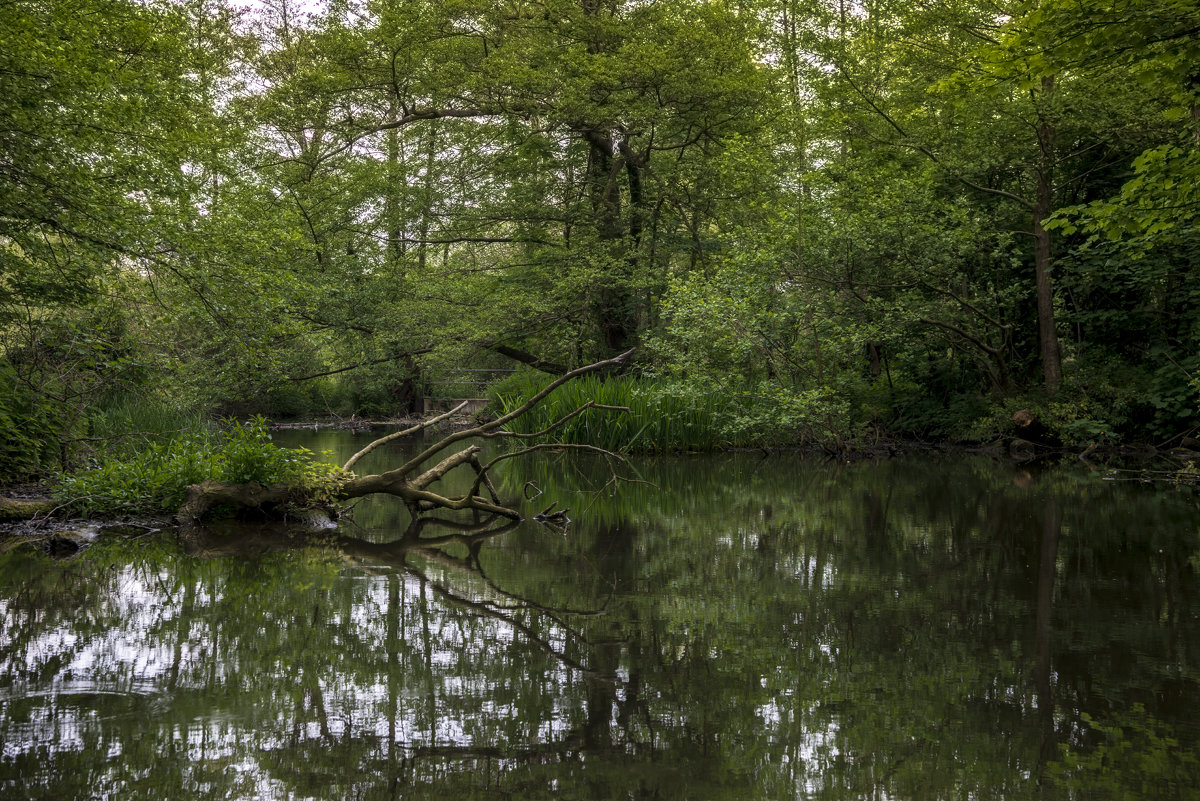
[1033,74,1063,395]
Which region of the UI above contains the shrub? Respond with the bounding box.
[56,416,342,516]
[0,365,66,481]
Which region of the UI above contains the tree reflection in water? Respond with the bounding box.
[2,451,1199,800]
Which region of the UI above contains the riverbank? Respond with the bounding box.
[4,432,1196,531]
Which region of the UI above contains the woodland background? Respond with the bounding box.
[3,0,1198,479]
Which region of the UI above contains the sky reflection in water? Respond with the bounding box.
[2,433,1199,800]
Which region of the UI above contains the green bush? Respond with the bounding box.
[57,416,342,516]
[719,381,859,449]
[0,365,66,481]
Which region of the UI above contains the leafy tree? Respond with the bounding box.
[226,0,770,380]
[0,0,243,473]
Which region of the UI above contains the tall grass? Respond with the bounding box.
[490,371,868,451]
[88,393,210,458]
[491,374,734,453]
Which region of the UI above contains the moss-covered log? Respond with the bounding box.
[0,497,56,522]
[176,480,305,523]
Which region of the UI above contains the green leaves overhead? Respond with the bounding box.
[3,0,1199,448]
[1,0,210,305]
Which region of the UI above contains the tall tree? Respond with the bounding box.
[236,0,769,375]
[815,0,1166,395]
[0,0,243,471]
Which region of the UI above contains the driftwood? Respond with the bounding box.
[174,350,634,524]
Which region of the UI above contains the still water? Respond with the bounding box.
[2,430,1199,800]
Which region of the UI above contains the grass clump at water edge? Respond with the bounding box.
[490,374,732,453]
[489,373,864,452]
[87,392,211,457]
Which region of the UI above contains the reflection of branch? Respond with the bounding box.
[473,443,628,501]
[406,514,517,540]
[410,564,618,683]
[470,554,610,620]
[576,472,658,519]
[178,511,623,683]
[178,515,516,562]
[410,739,589,761]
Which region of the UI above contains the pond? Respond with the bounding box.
[2,430,1199,800]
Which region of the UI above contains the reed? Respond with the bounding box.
[491,375,734,453]
[88,393,210,456]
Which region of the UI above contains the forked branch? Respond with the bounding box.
[175,350,637,525]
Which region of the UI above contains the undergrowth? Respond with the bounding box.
[57,416,343,517]
[489,373,855,452]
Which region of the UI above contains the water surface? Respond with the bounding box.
[2,432,1198,799]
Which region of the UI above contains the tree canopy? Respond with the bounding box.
[2,0,1198,477]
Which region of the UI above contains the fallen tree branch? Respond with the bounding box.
[393,348,635,480]
[342,400,470,472]
[175,350,637,524]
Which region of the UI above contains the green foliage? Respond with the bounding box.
[87,393,211,458]
[0,365,64,481]
[1051,704,1200,800]
[716,380,861,449]
[491,374,729,453]
[491,372,867,451]
[56,417,342,516]
[0,0,235,312]
[2,0,1195,452]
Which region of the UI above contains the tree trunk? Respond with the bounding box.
[1033,74,1063,395]
[585,129,637,354]
[579,0,640,357]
